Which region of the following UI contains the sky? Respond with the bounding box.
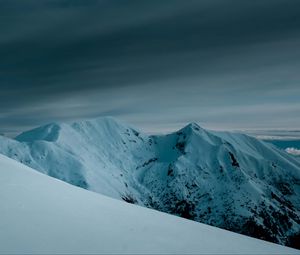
[1,0,300,136]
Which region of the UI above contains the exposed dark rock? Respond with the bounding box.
[175,141,186,154]
[219,165,224,173]
[172,200,195,220]
[287,232,300,249]
[136,157,158,169]
[241,217,277,243]
[132,130,139,137]
[276,182,293,195]
[167,165,174,176]
[228,152,240,167]
[122,194,137,204]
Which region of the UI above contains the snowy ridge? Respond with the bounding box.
[0,117,300,248]
[1,154,298,254]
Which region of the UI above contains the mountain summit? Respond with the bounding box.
[0,117,299,248]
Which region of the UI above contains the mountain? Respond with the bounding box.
[0,117,300,248]
[1,154,298,254]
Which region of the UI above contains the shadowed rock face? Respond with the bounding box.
[0,117,300,248]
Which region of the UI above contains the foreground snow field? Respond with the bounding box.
[0,154,298,254]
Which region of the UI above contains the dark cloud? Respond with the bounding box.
[0,0,300,135]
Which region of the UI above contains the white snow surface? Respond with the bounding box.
[0,117,300,247]
[0,154,298,254]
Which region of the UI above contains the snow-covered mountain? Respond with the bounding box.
[0,117,300,248]
[2,154,298,254]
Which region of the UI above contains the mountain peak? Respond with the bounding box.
[14,116,133,144]
[179,122,204,134]
[186,122,202,129]
[15,122,61,142]
[70,116,131,134]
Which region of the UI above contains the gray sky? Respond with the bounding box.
[1,0,300,136]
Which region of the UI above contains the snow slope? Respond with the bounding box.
[0,117,300,248]
[0,154,298,254]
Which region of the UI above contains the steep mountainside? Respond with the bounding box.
[2,154,298,254]
[0,117,300,248]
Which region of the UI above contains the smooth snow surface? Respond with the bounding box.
[0,154,298,254]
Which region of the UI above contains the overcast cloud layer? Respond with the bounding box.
[1,0,300,136]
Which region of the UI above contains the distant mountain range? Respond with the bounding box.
[0,117,299,248]
[242,130,300,157]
